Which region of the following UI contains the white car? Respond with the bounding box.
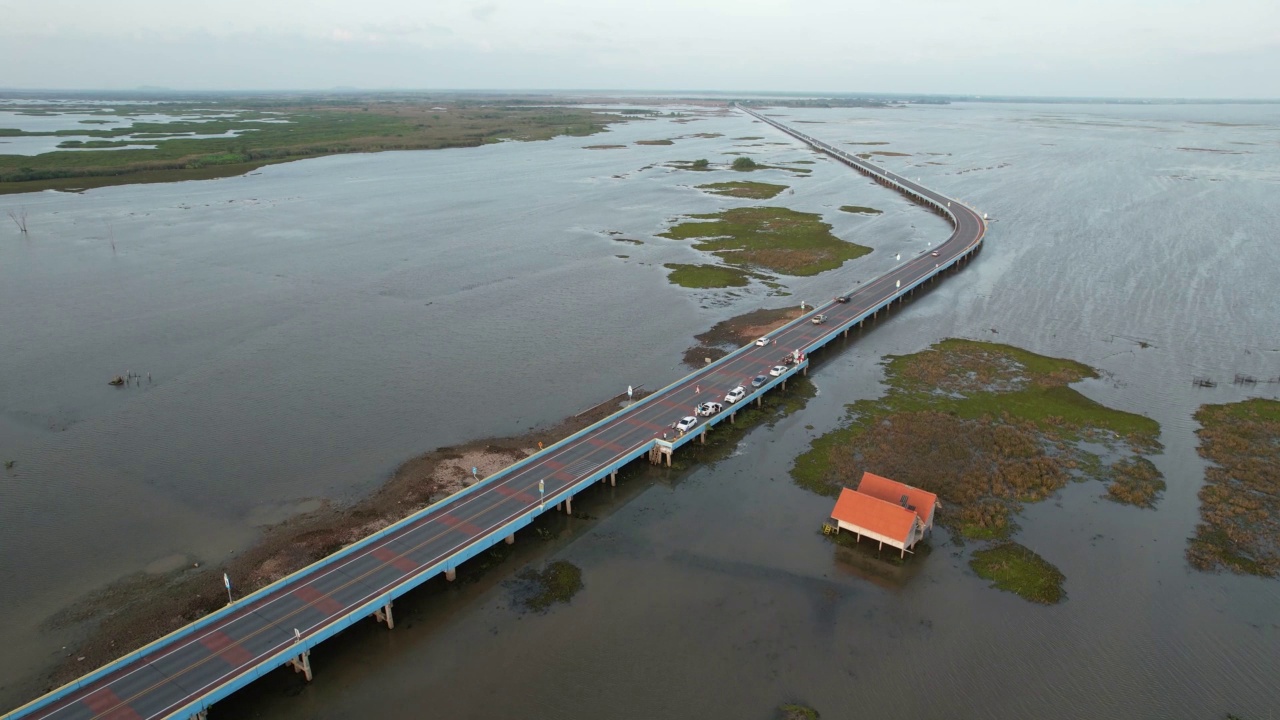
[674,416,698,433]
[755,337,771,347]
[769,365,788,377]
[724,386,747,404]
[697,401,724,417]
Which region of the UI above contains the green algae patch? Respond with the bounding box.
[663,263,754,289]
[636,139,675,145]
[696,181,788,200]
[779,704,821,720]
[1188,398,1280,577]
[791,339,1163,541]
[970,542,1065,604]
[659,206,872,277]
[839,205,882,215]
[513,560,584,612]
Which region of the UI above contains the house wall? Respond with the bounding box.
[835,520,908,552]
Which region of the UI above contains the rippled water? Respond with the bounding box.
[3,102,1279,717]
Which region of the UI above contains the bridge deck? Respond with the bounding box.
[5,107,985,720]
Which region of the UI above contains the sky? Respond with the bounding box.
[2,0,1278,98]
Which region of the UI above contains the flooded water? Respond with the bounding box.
[3,102,1279,717]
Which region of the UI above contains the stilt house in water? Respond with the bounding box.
[829,472,939,558]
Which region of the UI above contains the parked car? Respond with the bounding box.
[755,336,771,347]
[751,375,768,388]
[811,314,828,325]
[769,365,788,377]
[697,401,724,417]
[724,386,747,404]
[674,416,698,433]
[834,295,850,303]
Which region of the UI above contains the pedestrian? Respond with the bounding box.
[695,385,699,394]
[538,441,543,450]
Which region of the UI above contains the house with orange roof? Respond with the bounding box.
[828,471,939,557]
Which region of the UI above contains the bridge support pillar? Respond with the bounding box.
[289,650,313,682]
[505,533,515,545]
[730,411,736,423]
[445,568,457,582]
[781,379,786,390]
[803,366,808,377]
[610,470,617,487]
[699,430,706,444]
[374,601,394,629]
[756,396,762,408]
[565,496,573,514]
[192,711,208,720]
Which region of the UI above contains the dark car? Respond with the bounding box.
[835,295,850,303]
[751,375,768,388]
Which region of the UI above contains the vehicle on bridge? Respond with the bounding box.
[931,250,939,257]
[725,386,747,404]
[835,295,850,303]
[811,314,828,325]
[697,401,723,417]
[674,416,698,433]
[751,375,768,388]
[755,336,771,347]
[769,365,788,377]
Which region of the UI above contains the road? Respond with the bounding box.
[5,107,984,720]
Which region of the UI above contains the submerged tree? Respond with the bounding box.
[6,205,28,234]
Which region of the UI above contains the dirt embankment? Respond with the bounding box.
[682,306,806,367]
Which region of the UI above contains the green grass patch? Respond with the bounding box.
[584,144,626,149]
[732,156,759,171]
[1,101,627,194]
[1188,398,1280,577]
[663,263,753,289]
[779,704,820,720]
[791,339,1164,540]
[970,542,1065,604]
[659,206,872,277]
[513,560,584,612]
[839,205,882,214]
[636,139,674,146]
[696,181,788,200]
[734,136,765,140]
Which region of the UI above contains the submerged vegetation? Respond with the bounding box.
[0,99,627,194]
[839,205,882,215]
[696,181,788,199]
[512,560,584,612]
[659,206,871,276]
[1188,399,1280,577]
[792,340,1163,542]
[970,542,1066,604]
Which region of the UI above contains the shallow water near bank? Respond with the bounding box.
[3,102,1280,716]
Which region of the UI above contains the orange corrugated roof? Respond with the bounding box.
[856,472,937,522]
[831,487,916,543]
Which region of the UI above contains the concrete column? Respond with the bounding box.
[730,411,736,423]
[802,366,808,377]
[374,602,394,629]
[699,430,706,444]
[289,651,313,682]
[192,711,208,720]
[565,496,572,514]
[781,380,786,390]
[445,568,457,582]
[610,471,617,487]
[505,534,515,545]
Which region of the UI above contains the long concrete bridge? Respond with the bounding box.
[3,106,985,720]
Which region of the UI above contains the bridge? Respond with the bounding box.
[3,106,985,720]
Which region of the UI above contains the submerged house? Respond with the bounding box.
[829,472,939,558]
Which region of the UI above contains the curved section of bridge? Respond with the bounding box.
[4,108,985,720]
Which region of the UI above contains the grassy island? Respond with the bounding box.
[664,263,754,289]
[1188,399,1280,577]
[0,99,627,194]
[839,205,882,215]
[659,206,871,277]
[792,339,1164,541]
[970,542,1066,604]
[696,181,788,199]
[513,561,584,612]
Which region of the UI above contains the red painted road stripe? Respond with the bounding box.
[372,546,418,574]
[586,435,625,453]
[493,484,537,503]
[438,513,485,536]
[542,459,565,470]
[80,687,143,720]
[293,584,345,616]
[199,630,254,669]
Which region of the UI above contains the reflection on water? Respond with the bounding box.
[3,102,1280,717]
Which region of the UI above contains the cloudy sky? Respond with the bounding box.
[3,0,1277,98]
